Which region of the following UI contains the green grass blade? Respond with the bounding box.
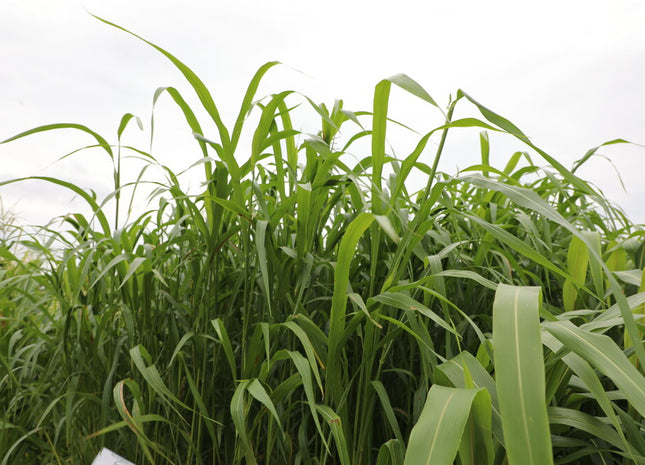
[1,123,113,158]
[112,379,168,464]
[327,212,374,403]
[459,101,645,369]
[563,235,590,311]
[434,352,503,445]
[315,405,351,465]
[118,257,146,290]
[286,351,328,452]
[375,439,405,465]
[246,379,283,434]
[493,284,553,465]
[248,90,293,177]
[0,176,113,237]
[129,345,189,410]
[403,386,486,465]
[543,320,645,418]
[230,380,257,465]
[541,330,634,459]
[464,213,577,284]
[255,219,272,316]
[92,15,231,149]
[387,74,439,108]
[151,86,209,167]
[371,380,404,443]
[231,61,280,151]
[548,407,630,453]
[458,385,494,465]
[211,318,237,382]
[281,321,324,396]
[371,80,390,215]
[370,292,457,335]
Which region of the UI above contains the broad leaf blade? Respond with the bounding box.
[493,284,553,465]
[403,385,485,465]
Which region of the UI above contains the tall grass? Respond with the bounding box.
[2,17,645,465]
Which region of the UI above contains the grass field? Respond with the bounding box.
[2,18,645,465]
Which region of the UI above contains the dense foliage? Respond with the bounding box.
[2,18,645,465]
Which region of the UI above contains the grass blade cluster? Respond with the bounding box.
[1,18,644,465]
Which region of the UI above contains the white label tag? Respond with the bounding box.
[91,448,136,465]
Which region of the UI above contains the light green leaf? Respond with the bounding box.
[327,212,374,403]
[247,379,283,434]
[230,380,257,465]
[371,291,457,335]
[543,319,645,418]
[403,385,488,465]
[493,284,553,465]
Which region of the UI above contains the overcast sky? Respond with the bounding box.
[1,0,644,228]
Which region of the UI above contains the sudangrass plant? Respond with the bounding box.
[2,17,645,465]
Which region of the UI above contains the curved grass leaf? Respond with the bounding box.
[1,123,113,158]
[211,318,237,382]
[316,405,351,465]
[403,385,489,465]
[375,439,405,465]
[458,384,494,465]
[548,406,641,457]
[434,351,503,446]
[371,380,404,444]
[92,16,231,148]
[543,320,645,418]
[370,291,456,335]
[230,380,257,465]
[231,61,280,151]
[459,107,645,368]
[540,330,635,460]
[286,351,328,452]
[246,379,283,434]
[0,176,112,237]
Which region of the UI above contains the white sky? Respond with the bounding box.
[1,0,644,228]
